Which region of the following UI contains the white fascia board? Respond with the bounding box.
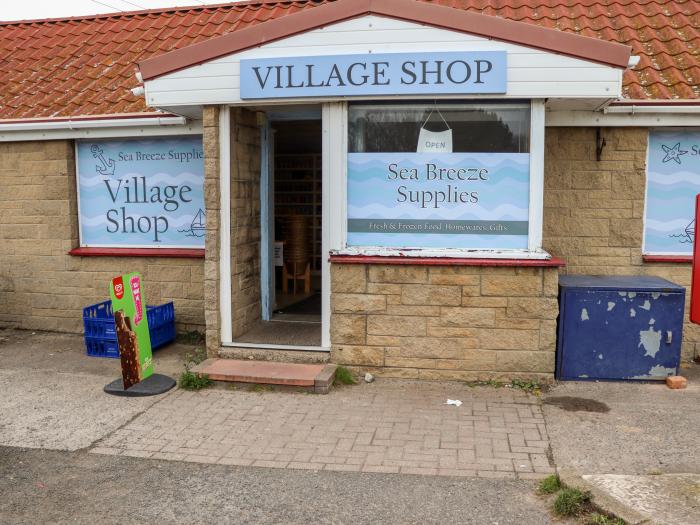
[546,110,700,127]
[0,116,201,142]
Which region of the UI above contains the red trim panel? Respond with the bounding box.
[691,195,700,324]
[642,255,692,264]
[69,247,205,258]
[329,255,566,267]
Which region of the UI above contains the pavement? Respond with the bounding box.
[543,364,700,525]
[0,327,559,524]
[93,382,553,478]
[1,326,699,524]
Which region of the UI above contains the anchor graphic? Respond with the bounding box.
[90,144,115,176]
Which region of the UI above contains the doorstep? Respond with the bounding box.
[191,358,337,394]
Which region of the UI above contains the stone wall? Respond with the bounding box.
[0,140,204,334]
[203,106,221,356]
[543,127,698,361]
[330,263,559,381]
[230,108,262,338]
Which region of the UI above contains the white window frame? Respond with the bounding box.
[330,99,548,259]
[642,127,699,257]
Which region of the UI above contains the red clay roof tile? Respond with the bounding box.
[0,0,697,119]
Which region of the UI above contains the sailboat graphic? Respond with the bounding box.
[178,209,206,238]
[669,218,695,244]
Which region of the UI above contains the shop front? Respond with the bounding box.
[3,0,698,381]
[136,0,637,380]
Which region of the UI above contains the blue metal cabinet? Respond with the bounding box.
[557,276,685,381]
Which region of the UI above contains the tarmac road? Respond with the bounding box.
[0,447,556,525]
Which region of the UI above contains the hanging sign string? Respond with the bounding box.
[417,103,453,153]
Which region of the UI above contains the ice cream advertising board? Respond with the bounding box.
[110,272,153,390]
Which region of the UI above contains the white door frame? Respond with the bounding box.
[260,115,275,321]
[220,104,333,351]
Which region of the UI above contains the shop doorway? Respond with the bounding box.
[234,113,323,348]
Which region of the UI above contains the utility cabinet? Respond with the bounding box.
[557,276,685,381]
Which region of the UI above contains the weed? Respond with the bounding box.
[184,347,207,367]
[586,513,626,525]
[179,348,212,391]
[537,474,561,494]
[510,378,542,395]
[466,379,503,388]
[553,487,591,517]
[334,366,357,385]
[177,330,205,345]
[251,384,273,393]
[179,370,212,391]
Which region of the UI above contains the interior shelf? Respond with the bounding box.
[275,153,322,272]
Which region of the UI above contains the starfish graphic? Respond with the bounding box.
[661,142,688,164]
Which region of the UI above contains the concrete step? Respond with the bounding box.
[191,358,337,394]
[218,346,329,365]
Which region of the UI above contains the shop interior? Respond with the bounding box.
[235,117,323,347]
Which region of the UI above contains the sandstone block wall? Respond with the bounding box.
[0,140,205,334]
[543,127,698,361]
[330,263,559,380]
[230,108,262,339]
[203,106,221,356]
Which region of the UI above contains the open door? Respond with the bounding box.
[261,119,275,321]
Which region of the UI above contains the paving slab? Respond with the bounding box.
[92,380,554,479]
[582,474,700,525]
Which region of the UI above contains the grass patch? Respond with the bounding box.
[334,366,357,385]
[586,513,626,525]
[179,370,212,391]
[251,384,273,393]
[536,475,626,524]
[553,487,591,517]
[537,474,561,494]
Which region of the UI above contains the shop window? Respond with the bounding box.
[346,102,531,251]
[643,129,699,256]
[75,136,205,249]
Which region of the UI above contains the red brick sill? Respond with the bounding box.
[69,247,205,258]
[329,255,566,267]
[643,255,692,264]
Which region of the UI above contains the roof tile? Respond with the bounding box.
[0,0,697,119]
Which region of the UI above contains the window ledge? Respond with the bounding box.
[642,255,692,264]
[69,247,205,258]
[329,254,565,267]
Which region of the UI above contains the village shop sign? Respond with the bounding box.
[76,136,205,248]
[240,51,506,99]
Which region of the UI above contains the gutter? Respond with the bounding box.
[0,115,187,132]
[605,103,700,115]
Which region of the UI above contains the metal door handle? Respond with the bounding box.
[666,331,673,344]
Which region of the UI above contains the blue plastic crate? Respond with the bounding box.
[83,300,176,358]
